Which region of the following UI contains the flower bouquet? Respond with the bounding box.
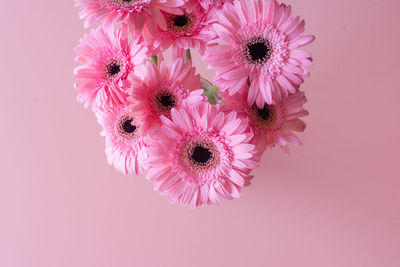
[74,0,314,208]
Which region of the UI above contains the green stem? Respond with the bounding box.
[203,85,219,105]
[150,55,158,66]
[185,49,192,61]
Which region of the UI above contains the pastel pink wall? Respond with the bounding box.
[0,1,399,266]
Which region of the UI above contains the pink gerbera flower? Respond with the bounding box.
[96,103,148,176]
[129,58,204,135]
[203,0,315,107]
[75,0,185,36]
[222,91,309,155]
[145,102,259,208]
[74,25,148,109]
[143,4,216,56]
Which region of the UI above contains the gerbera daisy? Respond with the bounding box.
[74,25,148,109]
[203,0,315,107]
[75,0,185,36]
[143,4,216,56]
[145,102,259,208]
[96,103,148,176]
[129,58,204,135]
[222,90,309,155]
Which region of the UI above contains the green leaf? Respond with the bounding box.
[150,55,158,66]
[185,49,192,61]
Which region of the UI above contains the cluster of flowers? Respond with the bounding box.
[74,0,314,208]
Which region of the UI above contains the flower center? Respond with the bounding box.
[173,131,232,185]
[257,105,271,120]
[191,145,212,165]
[117,115,138,140]
[184,140,218,171]
[122,118,136,134]
[173,15,189,27]
[251,104,276,127]
[167,13,194,33]
[158,93,175,108]
[245,37,273,64]
[154,91,176,114]
[106,60,123,79]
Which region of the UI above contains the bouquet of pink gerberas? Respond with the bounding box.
[74,0,314,208]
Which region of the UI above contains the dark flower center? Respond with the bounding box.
[191,145,212,165]
[251,104,276,127]
[117,115,138,140]
[106,60,122,79]
[173,15,189,27]
[184,140,218,171]
[167,13,194,33]
[257,105,271,121]
[246,37,272,64]
[122,118,136,134]
[158,93,175,108]
[155,91,176,114]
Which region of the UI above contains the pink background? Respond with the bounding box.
[1,0,399,266]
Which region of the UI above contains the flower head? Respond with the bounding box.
[75,0,185,36]
[203,0,314,107]
[143,5,216,56]
[96,103,148,175]
[74,25,148,109]
[145,102,259,208]
[222,90,309,155]
[129,58,204,135]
